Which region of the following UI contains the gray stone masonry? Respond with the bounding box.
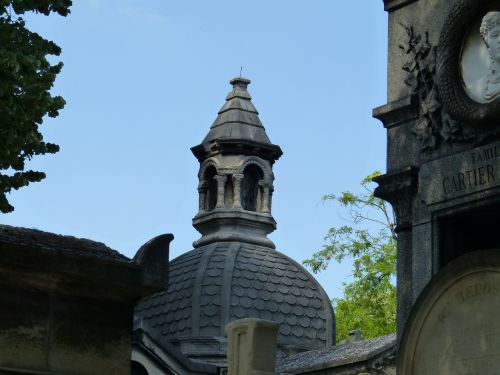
[0,224,172,374]
[374,0,500,347]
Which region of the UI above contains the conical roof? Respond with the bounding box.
[191,77,282,162]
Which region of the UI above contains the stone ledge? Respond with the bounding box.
[384,0,419,12]
[372,95,418,129]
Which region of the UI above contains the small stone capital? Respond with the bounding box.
[374,167,418,232]
[214,174,227,182]
[232,173,244,181]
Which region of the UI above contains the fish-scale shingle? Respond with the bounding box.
[135,242,335,352]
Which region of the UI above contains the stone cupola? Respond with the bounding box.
[135,78,335,367]
[191,77,283,249]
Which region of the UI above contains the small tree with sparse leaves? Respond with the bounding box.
[303,172,397,343]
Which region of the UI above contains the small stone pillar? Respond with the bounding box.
[226,318,278,375]
[260,181,271,213]
[232,174,244,209]
[214,174,227,209]
[198,182,207,213]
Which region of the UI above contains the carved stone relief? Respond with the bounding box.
[399,25,472,151]
[399,250,500,375]
[437,0,500,130]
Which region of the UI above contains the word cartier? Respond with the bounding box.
[441,144,500,195]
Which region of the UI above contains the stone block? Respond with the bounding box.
[226,318,278,375]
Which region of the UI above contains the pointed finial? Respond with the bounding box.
[240,66,243,77]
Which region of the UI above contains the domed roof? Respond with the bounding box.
[135,242,335,359]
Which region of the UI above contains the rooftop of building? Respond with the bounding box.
[276,333,396,374]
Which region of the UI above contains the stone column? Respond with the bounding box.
[232,174,244,209]
[374,167,417,345]
[260,181,271,213]
[226,318,278,375]
[197,183,207,213]
[214,174,226,209]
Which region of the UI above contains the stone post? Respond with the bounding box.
[198,183,207,213]
[232,174,244,209]
[214,175,226,209]
[260,181,271,213]
[226,318,278,375]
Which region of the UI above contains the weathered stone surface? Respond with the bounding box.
[419,141,500,205]
[384,0,419,12]
[135,76,335,372]
[191,77,282,163]
[135,241,335,362]
[132,328,219,375]
[276,334,396,375]
[0,224,171,375]
[374,0,500,349]
[400,250,500,374]
[191,78,282,249]
[226,318,279,375]
[0,224,129,263]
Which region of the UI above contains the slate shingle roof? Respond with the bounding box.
[276,333,396,374]
[0,224,130,263]
[135,242,335,351]
[200,77,274,146]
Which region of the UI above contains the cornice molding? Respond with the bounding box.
[384,0,418,12]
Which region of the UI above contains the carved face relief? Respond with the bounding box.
[486,24,500,62]
[438,1,500,128]
[481,13,500,102]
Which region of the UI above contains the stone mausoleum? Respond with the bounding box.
[133,77,335,371]
[132,77,397,375]
[373,0,500,373]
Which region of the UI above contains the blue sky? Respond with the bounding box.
[2,1,388,300]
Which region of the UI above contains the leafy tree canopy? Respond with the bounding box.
[303,171,397,343]
[0,0,71,213]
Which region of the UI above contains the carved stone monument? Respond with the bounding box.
[399,250,500,374]
[374,0,500,373]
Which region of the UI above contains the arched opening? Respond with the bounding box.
[131,361,149,375]
[204,165,218,211]
[241,164,263,211]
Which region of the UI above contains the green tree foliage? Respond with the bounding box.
[303,171,397,343]
[0,0,71,213]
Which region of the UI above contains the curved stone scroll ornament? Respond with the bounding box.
[400,25,471,150]
[437,0,500,129]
